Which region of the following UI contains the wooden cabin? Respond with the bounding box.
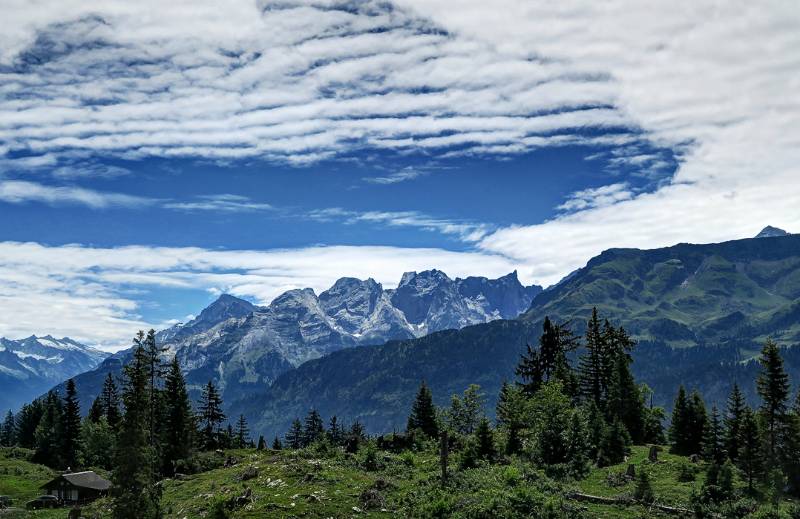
[40,471,112,504]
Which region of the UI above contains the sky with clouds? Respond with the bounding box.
[0,0,798,350]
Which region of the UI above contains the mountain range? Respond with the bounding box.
[232,229,800,437]
[52,270,541,411]
[0,336,107,411]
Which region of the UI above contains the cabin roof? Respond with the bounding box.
[41,471,112,491]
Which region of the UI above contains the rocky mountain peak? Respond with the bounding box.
[755,225,790,238]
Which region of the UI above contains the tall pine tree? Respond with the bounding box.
[60,378,82,470]
[757,338,790,470]
[162,356,194,475]
[113,340,160,519]
[101,372,121,428]
[579,308,606,407]
[724,383,746,462]
[235,414,250,448]
[407,381,439,438]
[198,381,225,450]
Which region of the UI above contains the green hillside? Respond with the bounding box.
[524,234,800,347]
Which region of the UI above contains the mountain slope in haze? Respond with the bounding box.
[240,231,800,437]
[0,336,108,411]
[57,270,541,410]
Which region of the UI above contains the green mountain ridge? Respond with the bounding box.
[237,234,800,438]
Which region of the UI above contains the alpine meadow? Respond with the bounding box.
[0,1,799,518]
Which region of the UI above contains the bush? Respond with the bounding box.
[633,471,654,504]
[677,462,699,482]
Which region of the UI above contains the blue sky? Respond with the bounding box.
[0,0,797,349]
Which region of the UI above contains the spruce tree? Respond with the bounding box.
[407,381,439,438]
[345,421,366,453]
[61,378,82,470]
[669,386,692,455]
[703,405,725,465]
[88,397,105,423]
[101,372,121,428]
[16,401,43,449]
[584,400,607,462]
[33,391,63,467]
[598,418,630,467]
[286,419,303,449]
[0,410,15,447]
[564,410,590,478]
[579,308,606,407]
[235,414,250,448]
[113,341,160,519]
[515,343,543,396]
[688,390,707,455]
[271,436,282,450]
[474,417,496,461]
[633,470,655,504]
[724,383,746,462]
[496,381,526,455]
[606,354,645,444]
[198,381,225,450]
[737,407,762,492]
[757,338,790,469]
[328,415,342,445]
[162,356,194,475]
[302,410,324,446]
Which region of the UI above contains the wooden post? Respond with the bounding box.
[440,431,448,486]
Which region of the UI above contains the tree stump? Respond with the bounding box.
[648,445,659,462]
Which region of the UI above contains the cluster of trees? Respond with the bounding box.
[280,410,367,453]
[0,330,253,519]
[668,338,800,501]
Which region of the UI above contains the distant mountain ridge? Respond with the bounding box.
[234,231,800,437]
[0,336,108,411]
[55,270,541,410]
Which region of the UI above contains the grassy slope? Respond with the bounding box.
[0,447,61,518]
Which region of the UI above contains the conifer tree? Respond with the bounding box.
[162,356,194,475]
[101,372,121,428]
[345,421,366,453]
[564,410,590,478]
[198,381,225,450]
[407,381,439,438]
[271,436,282,450]
[584,400,607,462]
[579,308,606,407]
[235,414,250,448]
[33,391,63,467]
[688,390,707,455]
[0,410,15,447]
[474,417,496,461]
[113,341,160,519]
[328,416,342,445]
[606,354,645,444]
[515,343,543,396]
[634,470,655,504]
[16,400,43,449]
[88,397,105,423]
[703,405,725,465]
[737,407,762,492]
[724,383,746,462]
[447,385,484,435]
[669,386,692,455]
[598,418,630,467]
[757,338,790,469]
[286,419,303,449]
[496,381,526,455]
[302,410,324,446]
[61,378,82,469]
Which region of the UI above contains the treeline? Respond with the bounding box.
[279,310,665,478]
[0,330,252,519]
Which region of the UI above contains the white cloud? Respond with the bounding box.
[0,179,154,208]
[0,0,631,166]
[307,207,490,242]
[393,0,800,285]
[557,183,634,212]
[163,194,274,213]
[363,166,430,185]
[0,241,521,350]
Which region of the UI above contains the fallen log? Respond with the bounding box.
[566,492,691,516]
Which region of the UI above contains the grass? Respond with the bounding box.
[0,447,62,518]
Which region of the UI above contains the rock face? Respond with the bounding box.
[755,225,790,238]
[0,336,108,411]
[61,270,542,409]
